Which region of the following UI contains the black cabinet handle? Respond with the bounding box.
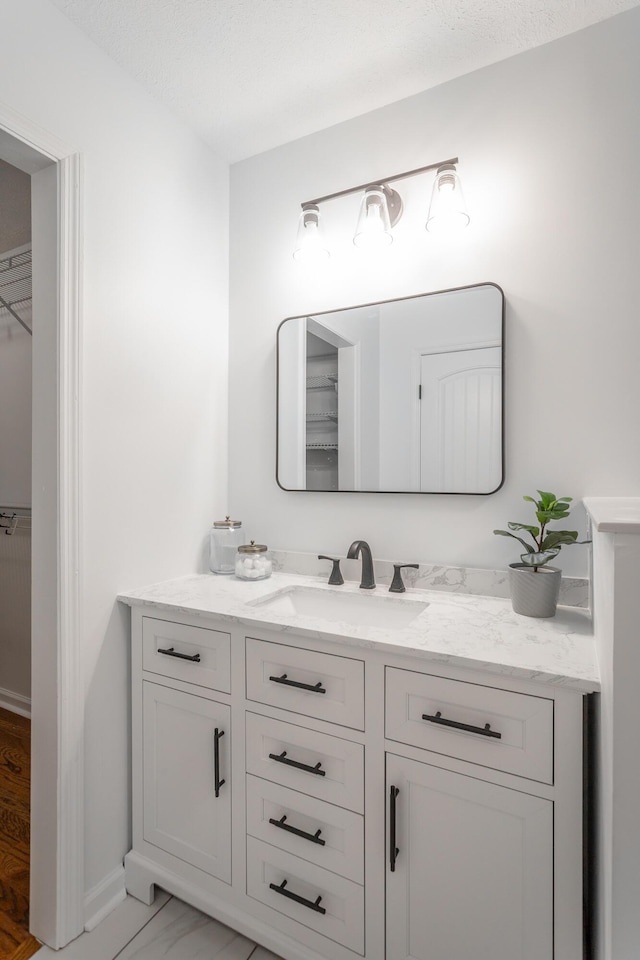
[268,750,326,777]
[390,785,399,872]
[421,710,502,739]
[269,879,326,915]
[268,814,326,846]
[214,728,225,797]
[269,673,326,695]
[157,646,201,663]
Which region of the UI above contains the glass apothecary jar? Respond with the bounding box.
[235,541,272,580]
[209,516,243,574]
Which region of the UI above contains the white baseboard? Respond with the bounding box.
[84,864,127,932]
[0,685,31,718]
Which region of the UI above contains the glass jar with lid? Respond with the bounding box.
[235,540,272,581]
[209,516,243,574]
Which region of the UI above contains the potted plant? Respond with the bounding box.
[494,490,590,618]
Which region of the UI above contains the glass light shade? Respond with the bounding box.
[293,204,330,264]
[425,164,470,235]
[353,185,393,250]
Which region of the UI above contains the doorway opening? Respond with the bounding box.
[0,113,83,951]
[0,154,38,958]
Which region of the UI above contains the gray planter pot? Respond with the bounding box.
[509,563,562,618]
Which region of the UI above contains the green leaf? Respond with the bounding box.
[541,530,578,548]
[520,547,560,567]
[536,490,556,509]
[523,495,537,504]
[536,509,570,523]
[493,529,536,553]
[507,522,539,536]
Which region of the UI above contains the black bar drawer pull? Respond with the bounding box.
[268,750,326,777]
[214,728,225,797]
[269,673,326,695]
[269,814,326,846]
[269,878,326,915]
[422,710,502,739]
[390,784,399,872]
[157,646,201,663]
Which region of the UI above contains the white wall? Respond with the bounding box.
[0,284,32,507]
[0,159,30,251]
[0,238,32,706]
[0,0,229,900]
[229,8,640,577]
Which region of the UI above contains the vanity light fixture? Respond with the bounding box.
[293,203,330,264]
[426,163,470,235]
[294,157,468,261]
[353,184,402,250]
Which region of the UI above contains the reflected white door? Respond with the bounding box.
[420,346,501,492]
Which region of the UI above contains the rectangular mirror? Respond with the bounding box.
[277,282,504,494]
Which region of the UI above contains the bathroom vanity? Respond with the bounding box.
[119,573,599,960]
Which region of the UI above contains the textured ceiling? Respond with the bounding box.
[49,0,639,161]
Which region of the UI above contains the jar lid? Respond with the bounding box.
[214,515,242,528]
[238,540,268,553]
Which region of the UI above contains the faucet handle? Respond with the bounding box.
[389,563,419,593]
[318,555,344,586]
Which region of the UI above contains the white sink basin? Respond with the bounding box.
[248,585,428,629]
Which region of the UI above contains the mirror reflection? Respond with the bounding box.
[277,283,504,494]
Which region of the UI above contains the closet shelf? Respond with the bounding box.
[306,442,339,450]
[306,375,338,391]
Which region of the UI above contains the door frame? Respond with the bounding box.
[0,102,84,947]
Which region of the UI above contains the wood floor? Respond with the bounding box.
[0,706,40,960]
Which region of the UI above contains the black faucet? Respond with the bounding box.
[347,540,376,589]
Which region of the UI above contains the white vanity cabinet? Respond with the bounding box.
[142,681,231,882]
[386,752,554,960]
[384,667,558,959]
[124,595,589,960]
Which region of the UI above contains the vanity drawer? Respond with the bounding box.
[246,775,364,883]
[246,836,364,955]
[142,617,231,693]
[245,713,364,813]
[385,667,554,784]
[246,637,364,730]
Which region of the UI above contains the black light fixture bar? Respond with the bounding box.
[302,156,459,208]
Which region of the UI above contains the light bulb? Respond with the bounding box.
[353,186,393,250]
[426,164,470,235]
[293,204,330,264]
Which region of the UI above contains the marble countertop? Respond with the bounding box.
[118,572,599,693]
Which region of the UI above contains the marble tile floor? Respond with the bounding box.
[34,894,284,960]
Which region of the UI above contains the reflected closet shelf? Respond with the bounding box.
[306,375,338,391]
[306,413,338,422]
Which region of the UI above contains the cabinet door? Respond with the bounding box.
[386,753,553,960]
[143,682,231,882]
